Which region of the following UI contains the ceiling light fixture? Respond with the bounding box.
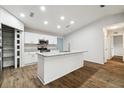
[60,16,65,20]
[20,13,25,17]
[70,20,75,24]
[57,25,61,29]
[44,21,48,25]
[40,6,46,11]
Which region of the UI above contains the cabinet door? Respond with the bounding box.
[24,52,31,64]
[30,52,37,63]
[51,37,57,44]
[33,34,39,44]
[25,32,57,44]
[24,32,31,43]
[48,36,57,44]
[29,33,35,44]
[24,52,37,65]
[25,32,38,44]
[33,53,37,62]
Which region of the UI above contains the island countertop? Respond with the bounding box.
[37,51,87,57]
[37,50,86,85]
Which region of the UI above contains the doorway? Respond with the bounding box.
[103,23,124,63]
[0,24,22,71]
[2,24,15,68]
[111,35,123,62]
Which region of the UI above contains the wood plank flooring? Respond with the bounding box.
[111,56,123,63]
[0,71,3,86]
[0,60,124,88]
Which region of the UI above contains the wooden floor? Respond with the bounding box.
[0,60,124,88]
[0,71,2,87]
[111,56,123,63]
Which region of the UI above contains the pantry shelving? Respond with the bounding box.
[2,25,15,67]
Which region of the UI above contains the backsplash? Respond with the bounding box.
[24,43,58,52]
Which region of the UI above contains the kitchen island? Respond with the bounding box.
[37,51,87,85]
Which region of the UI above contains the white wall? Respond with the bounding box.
[64,13,124,64]
[113,35,123,56]
[0,8,24,30]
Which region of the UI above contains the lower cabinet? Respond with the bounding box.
[24,52,38,66]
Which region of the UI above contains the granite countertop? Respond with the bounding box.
[37,51,88,57]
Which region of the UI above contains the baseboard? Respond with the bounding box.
[84,60,104,65]
[84,60,103,69]
[37,74,45,85]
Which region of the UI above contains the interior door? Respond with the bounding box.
[0,25,2,71]
[103,29,108,63]
[111,36,114,57]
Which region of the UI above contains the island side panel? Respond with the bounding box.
[37,54,45,84]
[43,53,84,84]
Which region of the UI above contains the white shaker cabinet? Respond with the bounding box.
[48,36,57,44]
[23,52,38,66]
[24,32,57,44]
[43,35,57,44]
[24,32,39,44]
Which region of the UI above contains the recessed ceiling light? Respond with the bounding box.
[70,20,75,24]
[60,16,65,20]
[57,25,61,29]
[44,21,48,25]
[20,13,25,17]
[40,6,46,11]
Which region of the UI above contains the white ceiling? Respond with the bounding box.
[1,5,124,36]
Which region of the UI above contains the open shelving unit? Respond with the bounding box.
[0,24,22,68]
[2,25,15,67]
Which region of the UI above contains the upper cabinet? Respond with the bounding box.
[24,32,57,44]
[24,32,39,44]
[46,36,57,44]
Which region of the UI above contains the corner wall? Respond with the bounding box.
[0,8,24,30]
[63,13,124,64]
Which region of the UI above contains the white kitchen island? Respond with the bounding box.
[37,51,87,85]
